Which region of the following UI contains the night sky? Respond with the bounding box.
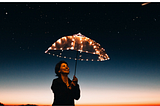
[0,2,160,105]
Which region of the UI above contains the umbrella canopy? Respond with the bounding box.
[45,33,110,61]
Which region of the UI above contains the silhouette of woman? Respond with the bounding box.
[51,61,80,106]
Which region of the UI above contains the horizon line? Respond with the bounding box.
[4,104,160,106]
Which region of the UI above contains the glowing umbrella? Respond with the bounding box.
[45,33,110,75]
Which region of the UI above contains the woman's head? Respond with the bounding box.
[55,61,69,77]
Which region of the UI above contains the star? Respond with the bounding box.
[5,12,8,15]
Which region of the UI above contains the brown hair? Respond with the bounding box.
[55,60,68,77]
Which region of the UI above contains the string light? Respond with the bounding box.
[70,47,74,50]
[57,39,61,43]
[52,43,56,46]
[71,42,74,45]
[62,36,67,40]
[45,33,110,61]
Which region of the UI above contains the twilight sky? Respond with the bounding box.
[0,2,160,105]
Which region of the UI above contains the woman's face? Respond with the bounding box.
[59,63,70,74]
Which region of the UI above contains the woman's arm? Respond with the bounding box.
[71,76,80,100]
[72,83,80,100]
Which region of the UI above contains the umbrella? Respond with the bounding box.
[45,33,110,75]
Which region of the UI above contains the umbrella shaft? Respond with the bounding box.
[74,51,79,76]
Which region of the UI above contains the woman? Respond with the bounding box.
[51,61,80,106]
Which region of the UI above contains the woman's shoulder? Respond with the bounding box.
[53,77,63,83]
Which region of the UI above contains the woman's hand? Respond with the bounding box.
[71,75,78,86]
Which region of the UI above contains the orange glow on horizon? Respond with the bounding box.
[3,104,160,106]
[1,87,160,105]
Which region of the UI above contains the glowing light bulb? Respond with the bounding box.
[62,36,67,40]
[48,47,52,50]
[71,47,74,50]
[52,43,56,46]
[78,33,82,35]
[45,50,48,53]
[96,51,100,54]
[72,39,75,41]
[71,42,74,45]
[57,39,61,43]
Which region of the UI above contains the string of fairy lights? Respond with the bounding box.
[45,33,110,61]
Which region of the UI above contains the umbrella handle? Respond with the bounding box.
[74,51,79,76]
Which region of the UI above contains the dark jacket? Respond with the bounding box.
[51,77,80,106]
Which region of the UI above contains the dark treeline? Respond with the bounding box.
[0,102,4,106]
[19,104,37,106]
[0,103,38,106]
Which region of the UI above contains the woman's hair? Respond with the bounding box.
[55,60,68,77]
